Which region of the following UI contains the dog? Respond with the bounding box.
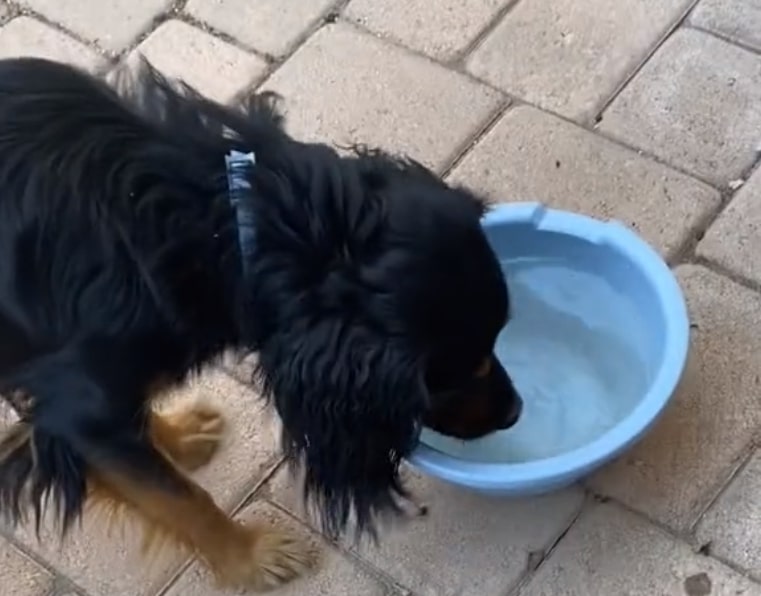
[0,57,522,591]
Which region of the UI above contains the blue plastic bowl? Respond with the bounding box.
[407,202,690,496]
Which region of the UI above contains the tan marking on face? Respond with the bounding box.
[475,357,492,378]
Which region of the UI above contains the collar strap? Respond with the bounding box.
[225,150,257,276]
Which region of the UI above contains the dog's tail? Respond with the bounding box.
[0,421,88,536]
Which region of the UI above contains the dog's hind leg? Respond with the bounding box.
[3,344,315,591]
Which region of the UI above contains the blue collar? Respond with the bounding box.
[225,150,257,277]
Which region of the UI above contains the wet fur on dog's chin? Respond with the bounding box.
[0,57,503,545]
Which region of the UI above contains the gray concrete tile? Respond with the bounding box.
[697,165,761,285]
[691,0,761,51]
[260,22,503,171]
[467,0,692,122]
[22,0,172,52]
[599,28,761,186]
[185,0,334,57]
[346,0,509,61]
[696,450,761,577]
[520,502,760,595]
[134,20,267,104]
[0,16,105,70]
[448,105,720,259]
[266,465,583,596]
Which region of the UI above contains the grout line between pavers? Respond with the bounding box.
[338,16,509,97]
[690,254,761,297]
[447,0,524,67]
[236,0,352,101]
[105,0,190,64]
[0,527,90,596]
[669,154,761,270]
[686,24,761,58]
[505,490,589,596]
[588,124,722,189]
[49,575,88,596]
[592,0,702,123]
[690,444,759,536]
[172,11,274,63]
[590,493,761,586]
[5,3,112,58]
[264,498,414,595]
[440,98,513,178]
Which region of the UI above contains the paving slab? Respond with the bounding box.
[0,16,105,70]
[134,20,267,104]
[0,538,55,596]
[690,0,761,51]
[519,502,759,596]
[466,0,692,122]
[22,0,172,53]
[448,105,720,259]
[697,165,761,284]
[346,0,509,61]
[590,265,761,532]
[185,0,334,57]
[599,28,761,186]
[12,367,281,596]
[696,450,761,578]
[260,22,503,171]
[165,498,399,596]
[266,465,583,596]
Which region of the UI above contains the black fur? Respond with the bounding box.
[0,57,521,541]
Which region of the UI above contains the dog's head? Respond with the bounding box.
[252,147,521,539]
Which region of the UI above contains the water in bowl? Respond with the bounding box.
[421,256,652,463]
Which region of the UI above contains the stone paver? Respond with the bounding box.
[346,0,508,61]
[12,368,281,596]
[448,105,720,259]
[599,28,761,186]
[0,17,104,70]
[697,165,761,284]
[590,265,761,532]
[0,538,54,596]
[165,499,399,596]
[696,450,761,578]
[690,0,761,51]
[260,22,503,171]
[22,0,172,52]
[1,1,761,595]
[267,466,584,596]
[134,20,268,104]
[466,0,692,122]
[519,502,759,596]
[185,0,334,57]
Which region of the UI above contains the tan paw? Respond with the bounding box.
[162,402,226,471]
[213,525,316,592]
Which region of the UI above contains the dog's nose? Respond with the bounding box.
[499,397,522,429]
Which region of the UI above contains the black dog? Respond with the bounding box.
[0,57,522,590]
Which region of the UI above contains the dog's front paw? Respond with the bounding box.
[213,525,316,591]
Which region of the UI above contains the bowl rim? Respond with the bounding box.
[407,202,690,490]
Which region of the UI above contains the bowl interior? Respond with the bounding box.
[420,217,668,464]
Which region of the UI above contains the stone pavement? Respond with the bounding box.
[0,0,760,594]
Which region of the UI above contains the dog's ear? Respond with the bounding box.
[257,319,425,540]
